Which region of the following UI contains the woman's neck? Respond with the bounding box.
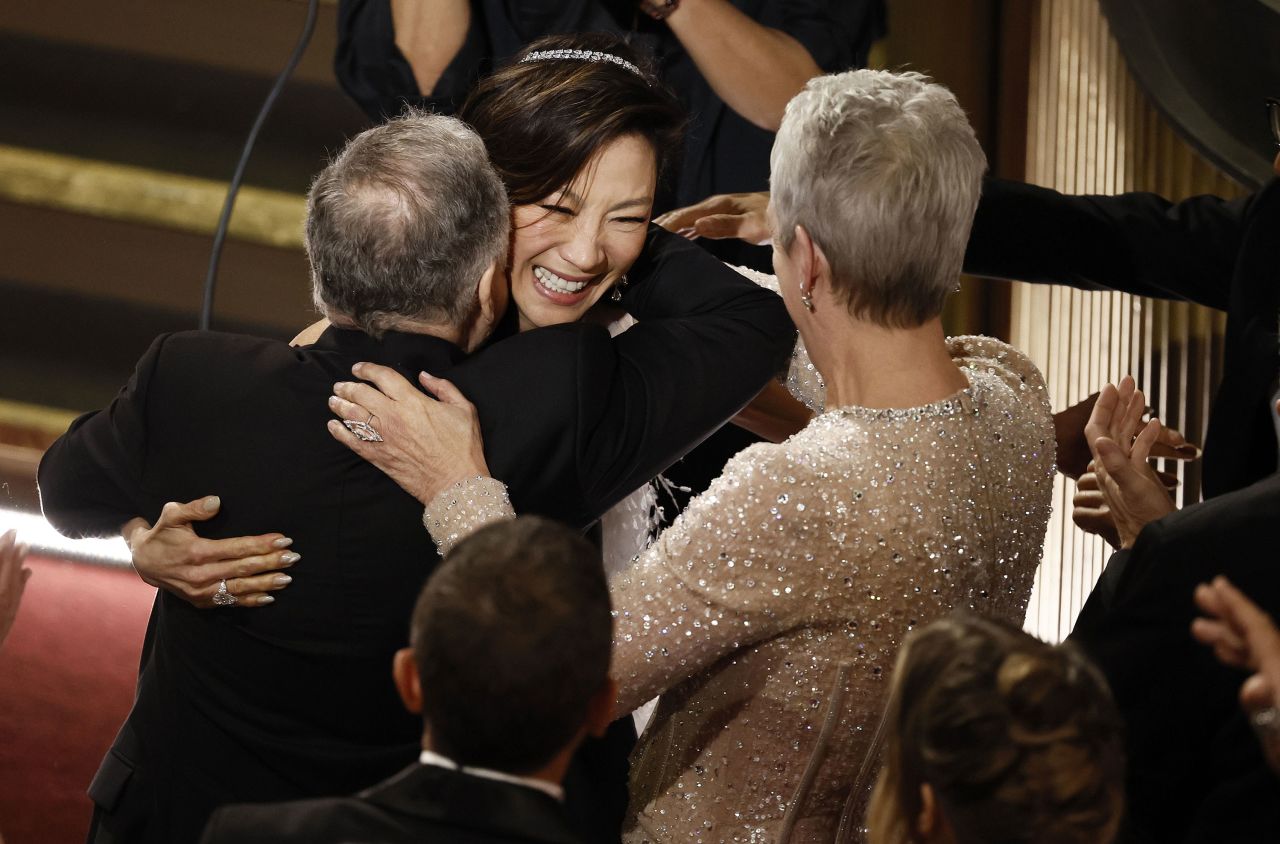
[815,316,968,411]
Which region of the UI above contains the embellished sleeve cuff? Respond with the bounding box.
[422,476,515,556]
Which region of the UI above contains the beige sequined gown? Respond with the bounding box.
[425,335,1055,844]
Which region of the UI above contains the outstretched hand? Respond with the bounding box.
[653,191,772,245]
[0,529,32,648]
[328,363,491,506]
[1193,577,1280,772]
[1054,391,1199,479]
[125,497,298,608]
[1084,376,1176,548]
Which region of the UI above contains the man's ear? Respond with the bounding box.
[584,676,618,739]
[475,260,503,323]
[392,647,423,715]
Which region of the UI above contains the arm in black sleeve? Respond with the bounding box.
[964,178,1252,311]
[574,226,795,509]
[37,335,167,538]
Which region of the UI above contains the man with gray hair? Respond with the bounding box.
[38,109,791,844]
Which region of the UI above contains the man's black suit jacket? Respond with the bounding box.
[37,227,793,844]
[200,762,581,844]
[965,177,1280,499]
[1068,472,1280,844]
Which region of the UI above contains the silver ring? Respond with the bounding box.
[212,578,237,607]
[343,412,384,443]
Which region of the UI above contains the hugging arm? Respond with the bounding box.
[575,227,794,510]
[37,335,297,609]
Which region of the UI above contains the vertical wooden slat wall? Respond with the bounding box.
[1016,0,1243,642]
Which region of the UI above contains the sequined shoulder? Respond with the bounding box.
[948,335,1050,405]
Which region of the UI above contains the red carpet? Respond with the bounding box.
[0,556,155,844]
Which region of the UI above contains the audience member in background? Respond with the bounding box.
[655,100,1280,500]
[0,530,30,650]
[327,69,1057,841]
[1194,575,1280,774]
[867,612,1124,844]
[201,517,610,844]
[1066,379,1280,842]
[336,0,885,217]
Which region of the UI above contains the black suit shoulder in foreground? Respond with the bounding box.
[200,763,581,844]
[1069,472,1280,844]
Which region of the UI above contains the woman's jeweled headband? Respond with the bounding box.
[519,49,644,79]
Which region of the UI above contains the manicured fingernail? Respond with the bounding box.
[351,363,363,374]
[272,536,293,549]
[280,552,301,564]
[328,395,340,407]
[335,381,351,391]
[203,496,220,513]
[258,595,275,605]
[272,574,293,586]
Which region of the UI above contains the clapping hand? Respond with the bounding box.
[1193,577,1280,772]
[1055,391,1199,480]
[1083,376,1176,549]
[328,363,491,506]
[654,191,772,245]
[0,529,31,648]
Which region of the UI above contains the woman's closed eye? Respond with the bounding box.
[538,203,575,216]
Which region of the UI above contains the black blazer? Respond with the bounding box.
[1068,472,1280,844]
[38,227,792,844]
[200,763,582,844]
[965,177,1280,499]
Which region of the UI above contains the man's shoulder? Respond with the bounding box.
[202,794,400,844]
[451,323,613,393]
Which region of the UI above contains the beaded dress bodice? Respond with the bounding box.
[424,335,1055,843]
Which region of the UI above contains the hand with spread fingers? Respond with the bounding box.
[0,529,32,649]
[1054,391,1199,480]
[125,496,298,609]
[327,362,491,506]
[653,191,771,244]
[1083,376,1176,549]
[1192,576,1280,773]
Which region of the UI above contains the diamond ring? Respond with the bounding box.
[343,412,384,443]
[212,578,238,607]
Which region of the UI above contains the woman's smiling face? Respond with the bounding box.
[508,134,658,332]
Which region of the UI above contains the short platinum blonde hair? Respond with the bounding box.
[770,70,987,327]
[306,110,510,337]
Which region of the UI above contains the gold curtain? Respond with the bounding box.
[1015,0,1245,641]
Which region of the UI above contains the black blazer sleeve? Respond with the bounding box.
[37,334,169,538]
[964,178,1254,311]
[572,227,794,512]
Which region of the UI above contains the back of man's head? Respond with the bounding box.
[305,110,510,338]
[409,516,612,774]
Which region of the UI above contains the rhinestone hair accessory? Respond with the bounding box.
[520,49,644,79]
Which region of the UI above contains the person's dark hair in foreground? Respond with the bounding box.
[867,613,1125,844]
[407,515,615,773]
[200,516,615,844]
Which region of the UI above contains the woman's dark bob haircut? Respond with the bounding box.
[459,32,687,206]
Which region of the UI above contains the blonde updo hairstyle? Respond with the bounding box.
[867,613,1125,844]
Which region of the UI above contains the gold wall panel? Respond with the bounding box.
[1014,0,1244,642]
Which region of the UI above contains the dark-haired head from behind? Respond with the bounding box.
[867,612,1125,844]
[392,516,615,776]
[459,32,686,206]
